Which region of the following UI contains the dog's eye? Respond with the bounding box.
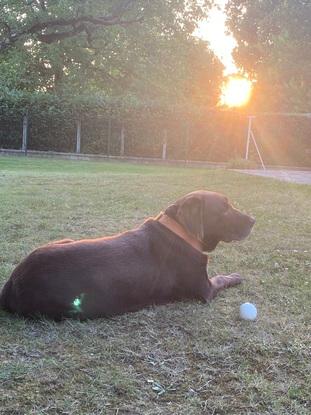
[223,199,233,213]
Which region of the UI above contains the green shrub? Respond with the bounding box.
[227,157,258,169]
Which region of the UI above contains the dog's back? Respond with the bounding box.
[0,220,208,320]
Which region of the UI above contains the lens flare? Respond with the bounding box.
[220,76,253,107]
[73,298,81,308]
[71,293,85,313]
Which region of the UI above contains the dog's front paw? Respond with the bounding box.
[227,273,242,286]
[210,273,242,291]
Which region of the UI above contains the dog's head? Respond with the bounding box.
[164,190,255,252]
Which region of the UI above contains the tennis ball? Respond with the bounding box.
[240,302,257,321]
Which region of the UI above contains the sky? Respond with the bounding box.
[195,0,238,75]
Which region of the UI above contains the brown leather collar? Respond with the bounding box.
[157,213,203,253]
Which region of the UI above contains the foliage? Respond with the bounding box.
[2,95,311,167]
[0,0,221,106]
[227,157,257,169]
[227,0,311,112]
[0,1,226,161]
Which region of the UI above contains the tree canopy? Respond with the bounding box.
[227,0,311,112]
[0,0,221,107]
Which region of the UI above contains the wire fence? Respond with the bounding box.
[1,111,311,167]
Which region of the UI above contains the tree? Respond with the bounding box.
[0,1,221,107]
[227,0,311,111]
[0,1,143,52]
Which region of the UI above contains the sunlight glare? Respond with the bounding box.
[220,77,253,107]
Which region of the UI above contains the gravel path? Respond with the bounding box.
[235,169,311,185]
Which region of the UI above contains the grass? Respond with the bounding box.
[0,156,310,415]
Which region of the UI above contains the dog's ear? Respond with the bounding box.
[164,203,179,219]
[176,196,204,241]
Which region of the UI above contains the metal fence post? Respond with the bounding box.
[162,129,167,160]
[107,117,112,156]
[245,116,253,160]
[22,114,28,155]
[120,125,125,157]
[185,121,190,161]
[76,119,81,153]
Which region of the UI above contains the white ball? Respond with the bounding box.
[240,302,257,321]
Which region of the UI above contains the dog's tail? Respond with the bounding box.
[0,278,14,313]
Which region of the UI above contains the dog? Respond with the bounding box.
[0,190,255,320]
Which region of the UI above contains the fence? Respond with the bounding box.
[1,110,311,167]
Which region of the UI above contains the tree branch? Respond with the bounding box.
[0,0,142,52]
[33,16,143,44]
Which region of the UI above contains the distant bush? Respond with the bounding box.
[227,158,258,169]
[1,89,311,167]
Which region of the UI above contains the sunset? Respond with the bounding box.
[195,0,237,75]
[0,1,310,413]
[220,76,253,107]
[195,0,253,107]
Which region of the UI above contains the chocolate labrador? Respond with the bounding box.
[0,190,255,320]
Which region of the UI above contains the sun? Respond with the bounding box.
[220,76,253,107]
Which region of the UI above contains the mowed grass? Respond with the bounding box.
[0,156,310,415]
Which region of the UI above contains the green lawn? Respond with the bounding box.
[0,156,310,415]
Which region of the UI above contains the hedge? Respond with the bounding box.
[1,89,310,166]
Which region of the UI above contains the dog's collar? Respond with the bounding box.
[157,213,203,253]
